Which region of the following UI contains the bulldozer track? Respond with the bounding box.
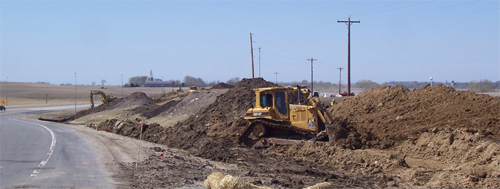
[253,119,316,135]
[238,118,316,143]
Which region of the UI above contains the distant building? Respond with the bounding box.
[143,80,176,87]
[142,70,177,87]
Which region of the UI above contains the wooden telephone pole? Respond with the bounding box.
[307,58,317,93]
[337,67,343,95]
[337,16,360,96]
[274,72,279,84]
[250,33,255,78]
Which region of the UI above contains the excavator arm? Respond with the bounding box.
[90,90,115,108]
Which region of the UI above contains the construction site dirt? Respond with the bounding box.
[36,78,499,188]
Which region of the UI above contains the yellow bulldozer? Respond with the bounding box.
[89,90,117,108]
[238,85,335,144]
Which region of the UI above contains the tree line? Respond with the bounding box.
[124,75,241,88]
[123,75,499,93]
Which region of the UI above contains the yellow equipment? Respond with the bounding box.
[89,90,117,108]
[238,85,335,143]
[189,86,197,92]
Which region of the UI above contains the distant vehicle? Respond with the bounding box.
[340,92,355,96]
[312,91,319,97]
[323,93,329,98]
[189,86,197,92]
[0,106,5,112]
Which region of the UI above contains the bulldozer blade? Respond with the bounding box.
[238,121,257,144]
[326,125,335,141]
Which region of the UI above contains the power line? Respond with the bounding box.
[354,1,435,18]
[350,1,404,16]
[362,1,477,21]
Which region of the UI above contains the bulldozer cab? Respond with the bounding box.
[252,88,290,121]
[245,86,323,132]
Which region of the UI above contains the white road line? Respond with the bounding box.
[30,123,57,177]
[12,118,58,177]
[9,117,56,177]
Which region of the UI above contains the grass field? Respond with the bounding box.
[0,82,186,106]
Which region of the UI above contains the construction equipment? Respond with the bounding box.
[340,92,355,96]
[89,90,117,108]
[189,86,197,92]
[238,85,335,145]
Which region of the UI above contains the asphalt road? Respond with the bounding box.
[0,108,115,188]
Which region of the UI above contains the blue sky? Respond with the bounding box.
[1,0,499,85]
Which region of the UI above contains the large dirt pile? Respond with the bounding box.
[327,84,500,149]
[95,78,279,162]
[110,92,154,109]
[211,82,234,89]
[160,91,226,117]
[130,100,181,119]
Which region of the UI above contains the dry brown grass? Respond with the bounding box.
[0,82,188,106]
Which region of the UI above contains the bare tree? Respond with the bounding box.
[101,79,107,87]
[226,77,240,86]
[183,76,207,87]
[354,80,380,92]
[91,81,96,86]
[128,76,148,87]
[468,79,494,92]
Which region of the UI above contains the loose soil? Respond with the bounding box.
[326,84,500,150]
[211,82,234,89]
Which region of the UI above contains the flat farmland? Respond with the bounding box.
[0,82,186,106]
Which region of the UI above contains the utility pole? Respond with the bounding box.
[307,58,317,93]
[74,72,77,113]
[338,16,360,96]
[258,47,261,77]
[6,77,8,106]
[274,72,279,84]
[337,67,343,95]
[250,32,255,78]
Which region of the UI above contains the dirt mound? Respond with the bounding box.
[110,92,154,109]
[160,91,226,118]
[211,82,234,89]
[326,84,500,149]
[130,100,180,119]
[71,92,154,121]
